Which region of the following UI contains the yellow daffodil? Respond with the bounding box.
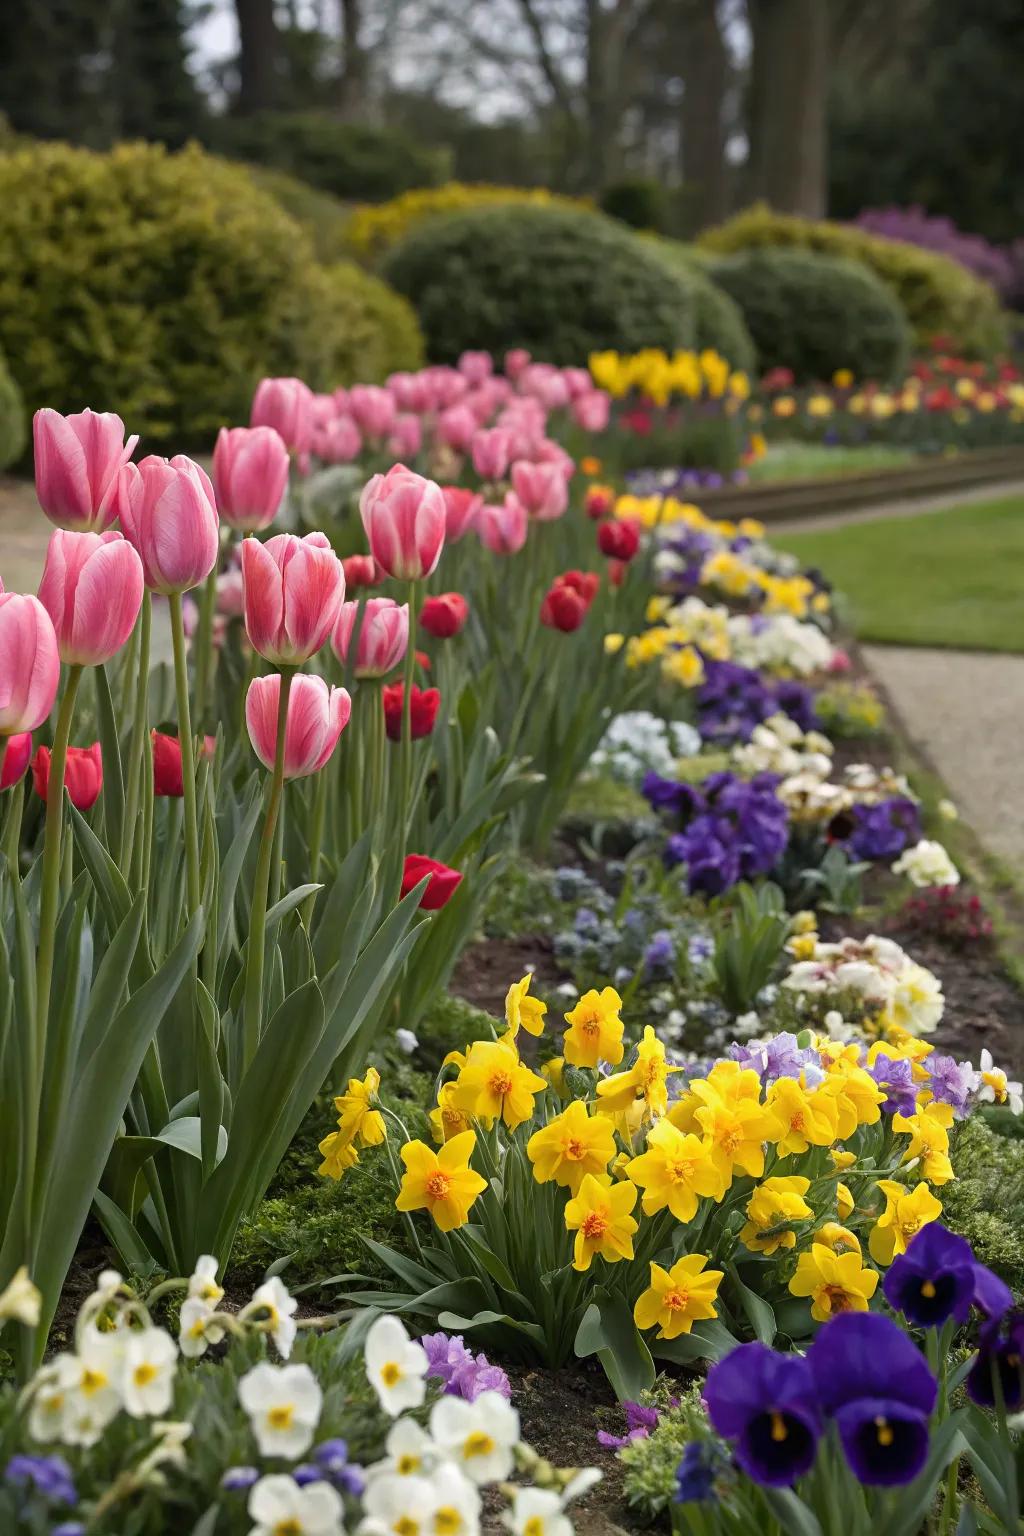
[563,1174,638,1271]
[634,1255,723,1340]
[317,1134,360,1182]
[452,1041,546,1132]
[505,973,547,1039]
[331,1067,386,1149]
[395,1131,487,1232]
[527,1101,615,1194]
[868,1180,942,1266]
[540,1056,567,1097]
[740,1176,812,1254]
[562,988,625,1068]
[789,1242,879,1322]
[596,1026,681,1118]
[625,1119,723,1222]
[814,1221,861,1255]
[692,1061,763,1105]
[429,1081,474,1145]
[694,1094,779,1183]
[766,1079,839,1156]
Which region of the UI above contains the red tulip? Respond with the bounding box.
[420,593,469,639]
[383,682,440,741]
[540,570,599,633]
[584,485,613,520]
[607,559,628,588]
[400,853,463,910]
[151,731,190,796]
[32,741,103,810]
[441,487,483,543]
[0,732,31,790]
[342,554,383,590]
[597,518,641,562]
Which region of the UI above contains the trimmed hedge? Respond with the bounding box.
[707,248,912,382]
[380,204,696,365]
[0,140,421,444]
[0,345,26,470]
[647,241,757,375]
[346,181,593,265]
[699,203,1008,357]
[321,261,424,383]
[210,112,448,202]
[242,163,352,263]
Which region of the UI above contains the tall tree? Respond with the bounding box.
[113,0,205,144]
[747,0,829,217]
[338,0,371,119]
[679,0,729,230]
[234,0,282,112]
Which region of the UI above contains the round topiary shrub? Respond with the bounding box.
[380,205,696,364]
[646,241,757,374]
[0,140,395,444]
[0,344,26,470]
[707,248,912,382]
[345,182,593,265]
[320,262,425,383]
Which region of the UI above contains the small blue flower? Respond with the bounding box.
[5,1454,77,1506]
[674,1441,720,1504]
[221,1466,261,1492]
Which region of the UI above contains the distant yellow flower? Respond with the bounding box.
[563,988,625,1068]
[646,596,671,623]
[868,1180,942,1266]
[318,1134,360,1181]
[396,1131,487,1232]
[789,1243,879,1322]
[596,1026,681,1118]
[807,395,833,418]
[505,973,547,1039]
[429,1081,474,1145]
[527,1101,615,1194]
[740,1176,812,1254]
[662,644,705,688]
[604,633,624,655]
[580,456,602,476]
[836,1182,855,1221]
[790,910,818,935]
[626,1119,723,1222]
[773,396,797,418]
[786,932,818,961]
[634,1255,723,1340]
[452,1041,546,1132]
[833,369,854,388]
[893,1102,954,1185]
[815,1221,861,1255]
[332,1068,386,1149]
[766,1079,839,1157]
[563,1174,638,1271]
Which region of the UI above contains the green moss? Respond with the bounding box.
[945,1115,1024,1290]
[564,774,651,825]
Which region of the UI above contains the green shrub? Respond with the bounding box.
[211,112,448,202]
[707,247,911,382]
[944,1114,1024,1293]
[0,345,26,470]
[320,261,424,383]
[381,205,696,365]
[242,162,352,262]
[700,204,1009,357]
[647,240,757,374]
[345,182,593,265]
[600,178,670,232]
[0,140,411,444]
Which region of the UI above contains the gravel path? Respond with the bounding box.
[863,644,1024,865]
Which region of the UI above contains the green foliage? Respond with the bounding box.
[482,860,560,940]
[0,344,26,470]
[242,162,353,262]
[700,204,1008,358]
[381,205,696,365]
[0,139,390,444]
[320,261,425,383]
[944,1115,1024,1293]
[618,1385,708,1517]
[211,112,448,201]
[799,845,870,914]
[708,247,911,383]
[712,882,789,1015]
[647,240,757,375]
[600,178,671,232]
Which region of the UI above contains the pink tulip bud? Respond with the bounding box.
[212,426,289,533]
[470,427,513,481]
[216,568,245,617]
[245,672,350,780]
[33,408,139,532]
[241,531,345,665]
[0,592,61,734]
[348,384,397,442]
[38,529,144,666]
[250,377,315,456]
[332,596,409,678]
[359,464,446,581]
[315,414,362,465]
[504,348,531,380]
[476,493,528,555]
[441,487,484,543]
[572,389,611,432]
[458,350,493,384]
[510,460,569,521]
[436,405,477,454]
[389,414,423,460]
[118,455,220,594]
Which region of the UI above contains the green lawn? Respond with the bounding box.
[747,442,917,483]
[774,493,1024,652]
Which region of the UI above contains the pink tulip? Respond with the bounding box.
[332,596,409,678]
[475,493,528,555]
[442,487,484,543]
[436,405,477,454]
[212,426,289,533]
[510,460,569,521]
[0,592,61,734]
[118,455,220,594]
[470,427,512,482]
[241,531,345,665]
[465,383,503,424]
[389,414,423,460]
[425,367,468,409]
[562,367,594,399]
[312,393,337,426]
[534,439,577,480]
[37,530,144,666]
[1,731,31,790]
[315,414,362,465]
[348,384,397,441]
[216,568,245,617]
[245,672,351,779]
[359,464,446,581]
[504,348,531,380]
[387,371,432,413]
[33,408,139,532]
[458,350,493,384]
[572,390,611,432]
[250,377,315,456]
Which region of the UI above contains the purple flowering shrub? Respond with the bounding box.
[855,206,1017,301]
[644,769,790,897]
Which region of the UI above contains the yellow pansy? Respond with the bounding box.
[868,1181,942,1266]
[452,1040,547,1132]
[766,1079,839,1157]
[429,1082,474,1145]
[836,1181,855,1221]
[505,973,547,1040]
[317,1133,360,1182]
[820,1062,884,1138]
[662,645,705,689]
[634,1256,723,1340]
[893,1102,955,1185]
[563,1174,639,1272]
[395,1132,487,1232]
[789,1242,879,1322]
[527,1101,615,1194]
[815,1221,860,1255]
[332,1068,386,1148]
[740,1176,812,1255]
[562,988,625,1068]
[625,1119,723,1222]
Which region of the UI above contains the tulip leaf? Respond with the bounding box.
[651,1317,739,1366]
[93,662,125,860]
[93,1188,160,1278]
[761,1490,824,1536]
[728,1263,777,1345]
[265,884,323,933]
[574,1290,655,1402]
[437,1308,547,1349]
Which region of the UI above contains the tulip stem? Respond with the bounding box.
[168,593,202,923]
[193,565,218,728]
[243,666,294,1073]
[120,593,151,880]
[398,580,420,851]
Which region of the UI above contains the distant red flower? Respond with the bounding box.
[400,853,463,910]
[32,741,103,810]
[607,559,628,587]
[0,732,32,790]
[597,518,641,562]
[584,485,613,520]
[342,554,383,589]
[383,682,440,740]
[540,569,598,633]
[420,593,469,639]
[151,730,216,796]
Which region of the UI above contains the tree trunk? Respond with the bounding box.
[748,0,829,217]
[234,0,280,114]
[338,0,370,121]
[680,0,729,232]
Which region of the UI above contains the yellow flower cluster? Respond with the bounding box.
[345,182,591,261]
[589,348,750,406]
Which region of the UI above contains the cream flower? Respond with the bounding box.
[364,1315,429,1417]
[892,840,960,889]
[0,1266,41,1327]
[121,1326,178,1418]
[428,1391,519,1485]
[178,1296,225,1359]
[502,1489,571,1536]
[243,1276,298,1359]
[188,1254,224,1307]
[248,1472,344,1536]
[238,1362,322,1459]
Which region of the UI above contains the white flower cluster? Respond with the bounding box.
[783,934,944,1036]
[731,714,834,780]
[892,839,960,889]
[727,611,835,677]
[776,758,918,826]
[588,709,701,785]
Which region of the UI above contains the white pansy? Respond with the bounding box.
[121,1326,178,1418]
[429,1461,481,1536]
[502,1488,571,1536]
[396,1029,419,1055]
[178,1296,225,1359]
[188,1254,225,1307]
[27,1364,71,1443]
[365,1418,438,1483]
[0,1266,41,1326]
[938,799,959,821]
[561,1468,602,1502]
[361,1471,437,1536]
[364,1315,429,1417]
[248,1472,344,1536]
[978,1049,1024,1115]
[428,1391,519,1485]
[238,1362,322,1459]
[54,1331,124,1446]
[892,839,960,889]
[244,1275,298,1359]
[885,962,944,1035]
